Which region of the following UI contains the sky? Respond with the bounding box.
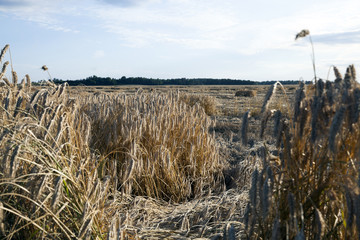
[0,0,360,82]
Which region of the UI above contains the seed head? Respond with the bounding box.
[2,77,11,87]
[316,79,324,97]
[51,176,63,211]
[295,29,310,40]
[262,177,270,219]
[241,111,250,145]
[12,71,18,86]
[294,81,305,120]
[271,218,280,239]
[262,83,277,113]
[352,88,360,123]
[249,168,259,207]
[0,44,9,63]
[244,202,251,230]
[315,208,326,240]
[325,81,334,106]
[345,187,354,228]
[273,110,282,138]
[329,106,346,152]
[1,61,9,76]
[288,192,295,218]
[333,66,342,81]
[349,64,356,81]
[0,201,4,235]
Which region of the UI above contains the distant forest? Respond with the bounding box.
[52,75,308,86]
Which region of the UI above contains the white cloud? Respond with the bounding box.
[0,0,81,33]
[3,0,360,52]
[87,0,360,57]
[90,0,240,48]
[93,50,105,58]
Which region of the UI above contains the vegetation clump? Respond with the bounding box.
[179,93,218,116]
[243,65,360,239]
[235,90,257,97]
[0,45,224,239]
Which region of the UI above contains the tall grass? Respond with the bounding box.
[243,65,360,239]
[0,45,224,239]
[80,90,223,202]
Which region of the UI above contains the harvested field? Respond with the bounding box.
[1,44,360,239]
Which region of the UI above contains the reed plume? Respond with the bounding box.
[295,29,317,82]
[295,29,309,40]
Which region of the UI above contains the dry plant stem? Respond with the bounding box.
[308,35,317,83]
[46,70,52,81]
[241,111,249,145]
[295,29,317,83]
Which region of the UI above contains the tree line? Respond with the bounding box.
[52,75,308,86]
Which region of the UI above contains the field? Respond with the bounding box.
[1,44,360,239]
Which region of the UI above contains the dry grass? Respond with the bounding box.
[235,90,257,97]
[243,65,360,239]
[179,93,218,116]
[1,43,360,240]
[0,45,226,239]
[80,90,224,202]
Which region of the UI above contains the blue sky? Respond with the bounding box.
[0,0,360,81]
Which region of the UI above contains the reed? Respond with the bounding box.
[295,29,317,82]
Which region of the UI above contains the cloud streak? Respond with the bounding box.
[3,0,360,52]
[97,0,148,7]
[313,30,360,45]
[87,0,360,56]
[0,0,80,33]
[0,0,29,7]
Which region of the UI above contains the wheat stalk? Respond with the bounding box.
[0,44,9,63]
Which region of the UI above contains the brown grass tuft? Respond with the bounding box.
[179,93,218,116]
[235,90,257,97]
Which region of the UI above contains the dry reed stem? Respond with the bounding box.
[241,111,249,145]
[261,84,276,113]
